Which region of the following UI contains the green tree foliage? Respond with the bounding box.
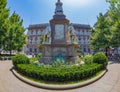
[110,23,120,48]
[106,0,120,48]
[0,0,26,55]
[5,12,26,55]
[91,13,111,50]
[91,0,120,52]
[0,0,9,50]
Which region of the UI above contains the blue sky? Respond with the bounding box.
[7,0,109,28]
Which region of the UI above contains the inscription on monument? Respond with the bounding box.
[55,24,64,40]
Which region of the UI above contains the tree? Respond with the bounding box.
[0,0,26,56]
[90,13,111,53]
[0,0,9,53]
[110,23,120,48]
[5,12,26,55]
[106,0,120,48]
[91,0,120,56]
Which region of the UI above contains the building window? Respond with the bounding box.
[78,30,80,35]
[82,30,84,33]
[84,48,86,52]
[30,48,32,52]
[87,36,89,40]
[88,48,90,52]
[83,37,85,41]
[31,31,33,35]
[78,37,81,41]
[35,37,38,41]
[41,29,43,33]
[36,30,38,34]
[38,30,41,35]
[34,48,37,53]
[30,39,32,44]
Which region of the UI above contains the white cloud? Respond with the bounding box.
[62,0,97,7]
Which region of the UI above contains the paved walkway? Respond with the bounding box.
[0,60,120,92]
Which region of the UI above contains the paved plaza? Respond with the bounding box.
[0,60,120,92]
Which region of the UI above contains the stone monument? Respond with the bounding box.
[39,0,79,64]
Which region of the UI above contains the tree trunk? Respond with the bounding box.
[105,47,108,57]
[10,50,12,56]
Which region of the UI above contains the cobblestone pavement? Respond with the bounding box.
[0,60,120,92]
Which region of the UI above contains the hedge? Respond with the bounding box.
[93,52,108,69]
[16,63,104,82]
[12,54,30,66]
[84,55,93,64]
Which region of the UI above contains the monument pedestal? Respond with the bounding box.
[40,43,78,64]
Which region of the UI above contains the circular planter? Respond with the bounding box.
[11,69,107,90]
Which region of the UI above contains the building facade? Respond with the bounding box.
[25,0,91,55]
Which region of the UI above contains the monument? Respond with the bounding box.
[39,0,79,64]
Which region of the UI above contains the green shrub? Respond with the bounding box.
[84,55,93,64]
[78,53,82,58]
[35,53,42,60]
[30,57,38,63]
[12,54,30,66]
[29,53,42,64]
[78,53,83,59]
[16,63,103,82]
[93,52,108,68]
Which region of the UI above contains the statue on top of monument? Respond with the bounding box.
[43,26,51,44]
[68,25,78,44]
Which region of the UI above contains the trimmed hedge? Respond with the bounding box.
[84,55,93,64]
[93,52,108,68]
[12,54,30,66]
[16,63,104,82]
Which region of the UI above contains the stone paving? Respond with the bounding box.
[0,60,120,92]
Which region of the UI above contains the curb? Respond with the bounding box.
[11,69,107,90]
